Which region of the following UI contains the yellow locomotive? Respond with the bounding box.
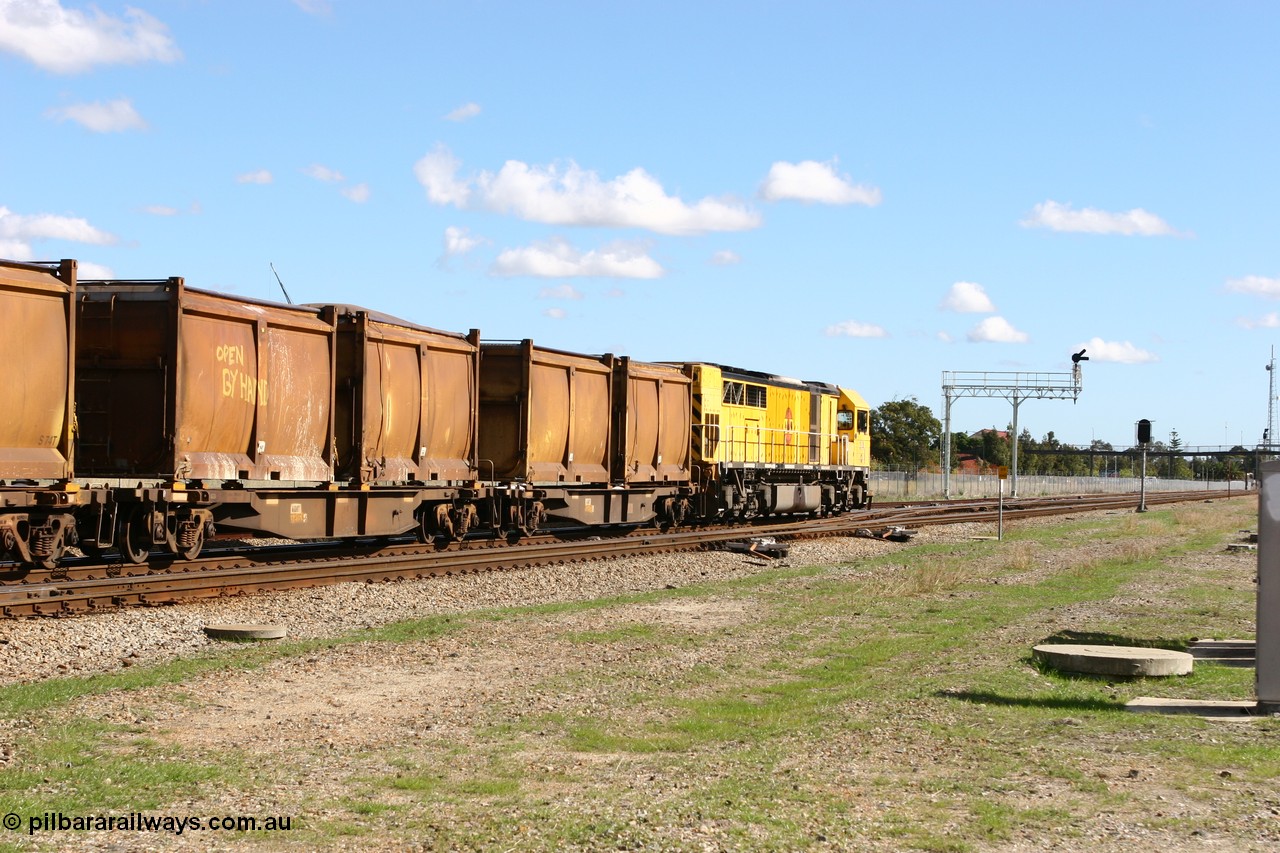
[681,363,871,519]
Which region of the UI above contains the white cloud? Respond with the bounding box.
[824,320,887,338]
[0,0,181,74]
[939,281,995,313]
[293,0,332,15]
[44,97,146,132]
[543,307,566,319]
[439,226,487,263]
[341,183,370,203]
[538,284,583,300]
[1020,200,1183,236]
[1237,313,1280,330]
[1075,337,1158,364]
[759,159,882,206]
[236,169,273,185]
[76,260,114,279]
[1225,275,1280,299]
[444,102,481,122]
[491,238,664,279]
[414,144,760,235]
[413,145,471,206]
[143,202,199,216]
[303,164,345,182]
[937,331,954,343]
[711,250,740,265]
[967,316,1029,343]
[0,205,117,256]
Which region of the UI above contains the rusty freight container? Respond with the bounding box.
[478,341,613,485]
[328,305,479,485]
[76,279,336,483]
[0,259,77,480]
[611,357,691,485]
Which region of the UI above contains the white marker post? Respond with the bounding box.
[997,465,1008,541]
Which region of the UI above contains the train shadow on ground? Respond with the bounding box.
[1041,629,1190,652]
[933,688,1124,712]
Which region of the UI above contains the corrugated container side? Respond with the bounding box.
[612,358,692,484]
[0,259,76,479]
[479,341,612,484]
[330,307,478,484]
[76,281,335,481]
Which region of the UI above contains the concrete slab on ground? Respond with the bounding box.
[1033,643,1193,677]
[1189,639,1255,668]
[203,624,287,641]
[1126,697,1263,719]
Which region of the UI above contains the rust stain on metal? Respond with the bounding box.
[613,358,692,484]
[479,341,613,484]
[331,307,477,485]
[0,259,76,479]
[76,280,336,481]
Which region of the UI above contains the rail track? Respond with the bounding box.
[0,489,1248,617]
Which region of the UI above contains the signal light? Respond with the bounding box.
[1137,418,1152,445]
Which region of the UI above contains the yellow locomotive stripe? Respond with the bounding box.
[691,392,702,457]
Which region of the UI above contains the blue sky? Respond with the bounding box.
[2,1,1277,450]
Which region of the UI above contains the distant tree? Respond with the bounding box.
[871,397,941,469]
[949,429,980,462]
[1089,439,1114,476]
[978,426,1011,468]
[1168,429,1192,479]
[1017,428,1043,474]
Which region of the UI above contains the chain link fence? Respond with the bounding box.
[870,468,1243,499]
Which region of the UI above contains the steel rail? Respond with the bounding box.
[0,490,1247,617]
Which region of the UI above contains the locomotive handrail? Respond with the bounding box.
[720,425,844,466]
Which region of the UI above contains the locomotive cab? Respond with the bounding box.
[834,387,872,469]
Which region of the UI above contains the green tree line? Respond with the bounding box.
[869,397,1255,480]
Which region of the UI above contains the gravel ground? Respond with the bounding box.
[0,524,986,688]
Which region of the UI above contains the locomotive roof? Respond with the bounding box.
[713,363,840,395]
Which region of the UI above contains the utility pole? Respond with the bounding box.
[1137,418,1152,513]
[1267,347,1277,451]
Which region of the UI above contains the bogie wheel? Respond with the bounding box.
[120,511,151,565]
[78,541,105,561]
